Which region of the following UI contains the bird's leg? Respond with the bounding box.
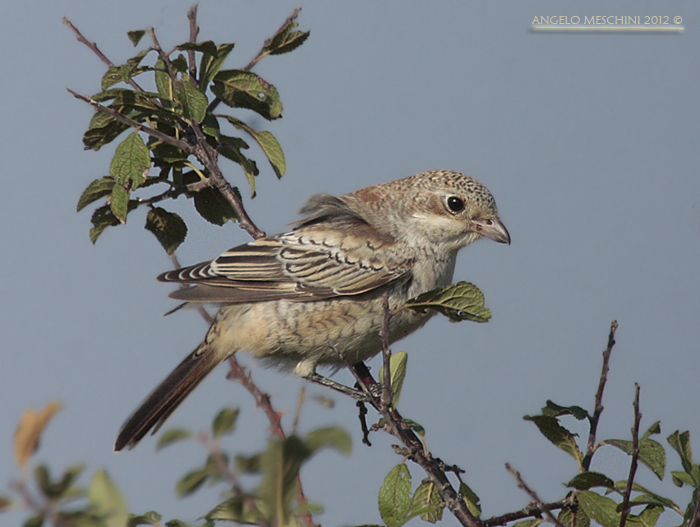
[306,373,373,403]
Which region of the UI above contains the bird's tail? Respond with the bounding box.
[114,343,225,451]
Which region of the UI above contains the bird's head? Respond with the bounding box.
[349,170,510,252]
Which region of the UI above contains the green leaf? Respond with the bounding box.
[513,520,545,527]
[174,80,208,122]
[212,70,283,120]
[199,43,235,89]
[631,504,664,527]
[379,464,413,527]
[77,176,115,211]
[145,207,187,255]
[667,431,695,478]
[110,182,130,223]
[262,12,309,56]
[22,515,43,527]
[176,468,209,498]
[399,418,425,438]
[219,135,259,196]
[542,400,589,421]
[264,29,309,57]
[127,30,145,47]
[155,428,192,451]
[524,414,583,466]
[304,426,352,456]
[177,40,218,55]
[219,115,286,178]
[90,202,137,243]
[110,132,150,189]
[405,281,491,323]
[566,472,615,490]
[235,453,261,474]
[83,112,130,150]
[458,482,482,517]
[577,490,620,527]
[35,464,85,499]
[128,511,162,526]
[559,506,590,527]
[212,408,239,440]
[605,437,666,480]
[155,59,173,106]
[642,421,661,441]
[620,481,680,511]
[170,55,188,74]
[378,351,408,407]
[671,470,696,487]
[412,481,443,523]
[206,495,263,524]
[89,470,129,527]
[258,436,311,524]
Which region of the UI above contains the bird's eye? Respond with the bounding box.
[446,196,465,213]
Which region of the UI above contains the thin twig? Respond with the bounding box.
[66,89,192,151]
[380,291,393,408]
[505,464,567,527]
[619,384,641,527]
[63,18,146,94]
[582,320,618,470]
[186,5,199,82]
[483,500,570,527]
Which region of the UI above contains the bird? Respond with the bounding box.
[114,169,510,451]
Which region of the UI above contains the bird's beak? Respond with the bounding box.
[475,217,511,245]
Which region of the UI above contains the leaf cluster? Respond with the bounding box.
[74,11,308,253]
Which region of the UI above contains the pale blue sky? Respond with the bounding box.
[1,1,699,526]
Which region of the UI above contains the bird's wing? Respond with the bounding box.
[159,218,413,303]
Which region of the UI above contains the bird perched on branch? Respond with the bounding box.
[115,169,510,451]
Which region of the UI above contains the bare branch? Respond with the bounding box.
[506,464,567,527]
[582,320,618,470]
[619,383,642,527]
[380,291,393,408]
[63,18,147,94]
[187,5,200,82]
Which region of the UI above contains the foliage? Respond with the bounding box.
[4,6,700,527]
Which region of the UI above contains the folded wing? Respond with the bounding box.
[159,196,413,303]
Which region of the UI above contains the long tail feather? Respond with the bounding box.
[114,344,225,451]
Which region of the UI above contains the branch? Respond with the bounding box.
[380,291,392,408]
[619,384,641,527]
[582,320,618,470]
[186,5,200,82]
[66,89,193,152]
[483,500,569,527]
[505,464,567,527]
[188,122,265,239]
[342,303,482,527]
[63,17,146,94]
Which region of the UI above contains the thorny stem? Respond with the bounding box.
[505,464,567,527]
[582,320,618,471]
[619,384,642,527]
